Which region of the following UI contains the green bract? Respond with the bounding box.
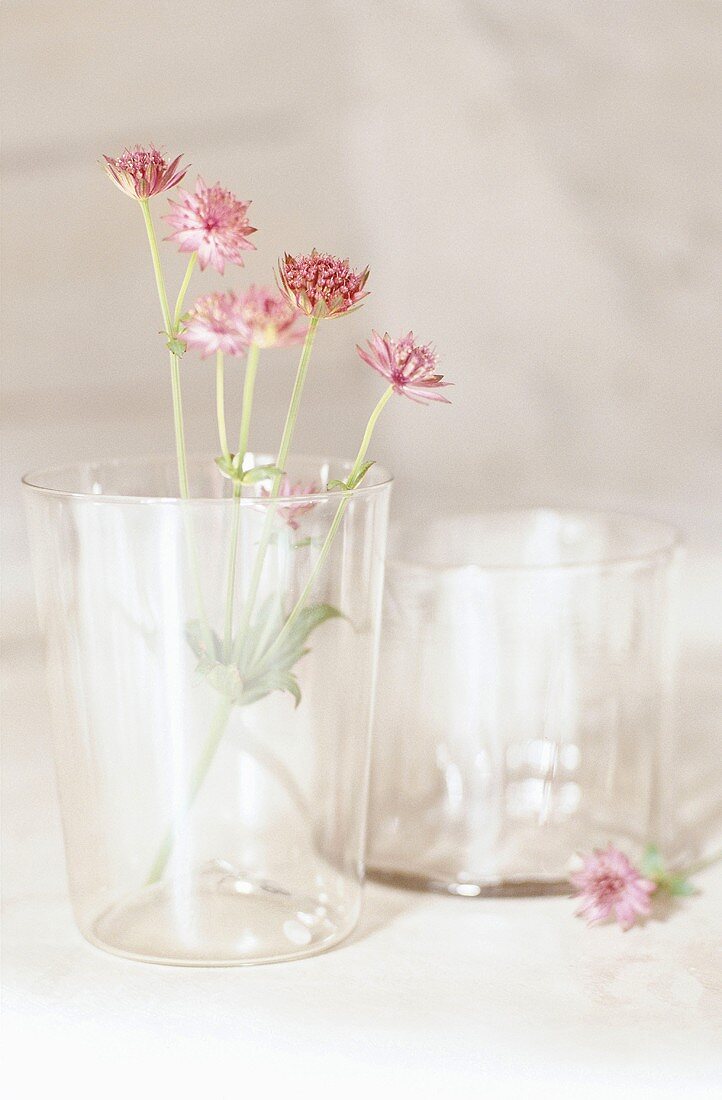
[641,845,695,897]
[186,602,342,709]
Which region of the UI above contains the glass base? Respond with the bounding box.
[367,865,570,898]
[85,864,356,966]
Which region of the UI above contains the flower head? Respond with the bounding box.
[357,331,451,404]
[571,845,656,931]
[262,476,320,530]
[277,250,369,319]
[235,286,306,349]
[182,292,248,358]
[164,177,256,273]
[103,145,188,200]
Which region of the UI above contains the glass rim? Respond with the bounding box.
[21,452,394,506]
[388,508,683,574]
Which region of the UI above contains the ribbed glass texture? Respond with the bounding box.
[368,511,681,896]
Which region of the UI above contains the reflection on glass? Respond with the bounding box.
[367,510,681,895]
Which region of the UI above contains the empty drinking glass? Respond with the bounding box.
[367,510,681,895]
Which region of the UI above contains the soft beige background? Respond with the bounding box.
[2,0,721,632]
[2,4,722,1090]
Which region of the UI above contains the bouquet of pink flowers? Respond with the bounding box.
[103,144,451,884]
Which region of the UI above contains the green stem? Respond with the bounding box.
[237,341,260,459]
[224,486,242,657]
[140,200,213,649]
[267,384,393,657]
[168,355,208,634]
[146,698,233,885]
[233,318,319,658]
[145,695,316,885]
[137,215,215,888]
[140,199,172,335]
[173,253,197,328]
[169,352,190,499]
[139,199,189,499]
[224,343,260,654]
[273,317,319,485]
[144,336,385,887]
[216,350,230,463]
[348,385,393,484]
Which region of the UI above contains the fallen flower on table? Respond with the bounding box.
[571,844,656,930]
[570,843,708,930]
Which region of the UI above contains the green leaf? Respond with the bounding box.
[166,337,186,357]
[186,620,223,662]
[640,844,695,897]
[641,844,665,879]
[347,460,375,489]
[294,602,343,638]
[186,602,342,711]
[214,454,238,481]
[667,876,695,897]
[327,462,375,493]
[244,592,284,668]
[253,604,342,678]
[283,674,302,709]
[205,661,245,702]
[242,464,285,485]
[246,669,302,709]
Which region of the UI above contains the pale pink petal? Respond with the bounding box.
[232,285,306,349]
[164,177,256,274]
[570,845,657,931]
[356,330,451,405]
[261,476,321,529]
[182,292,248,359]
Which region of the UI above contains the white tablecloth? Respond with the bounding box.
[3,630,720,1098]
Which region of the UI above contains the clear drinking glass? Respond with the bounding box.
[367,510,681,895]
[24,455,391,964]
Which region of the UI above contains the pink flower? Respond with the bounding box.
[356,331,451,404]
[103,145,187,200]
[182,292,248,358]
[235,286,306,349]
[262,476,320,530]
[571,845,657,931]
[164,177,256,274]
[277,250,369,319]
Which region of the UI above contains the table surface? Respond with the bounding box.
[3,620,721,1097]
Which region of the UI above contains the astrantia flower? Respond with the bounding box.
[262,476,320,530]
[571,845,656,931]
[164,178,256,274]
[103,145,187,200]
[277,250,369,319]
[182,292,248,358]
[235,286,306,349]
[356,331,451,404]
